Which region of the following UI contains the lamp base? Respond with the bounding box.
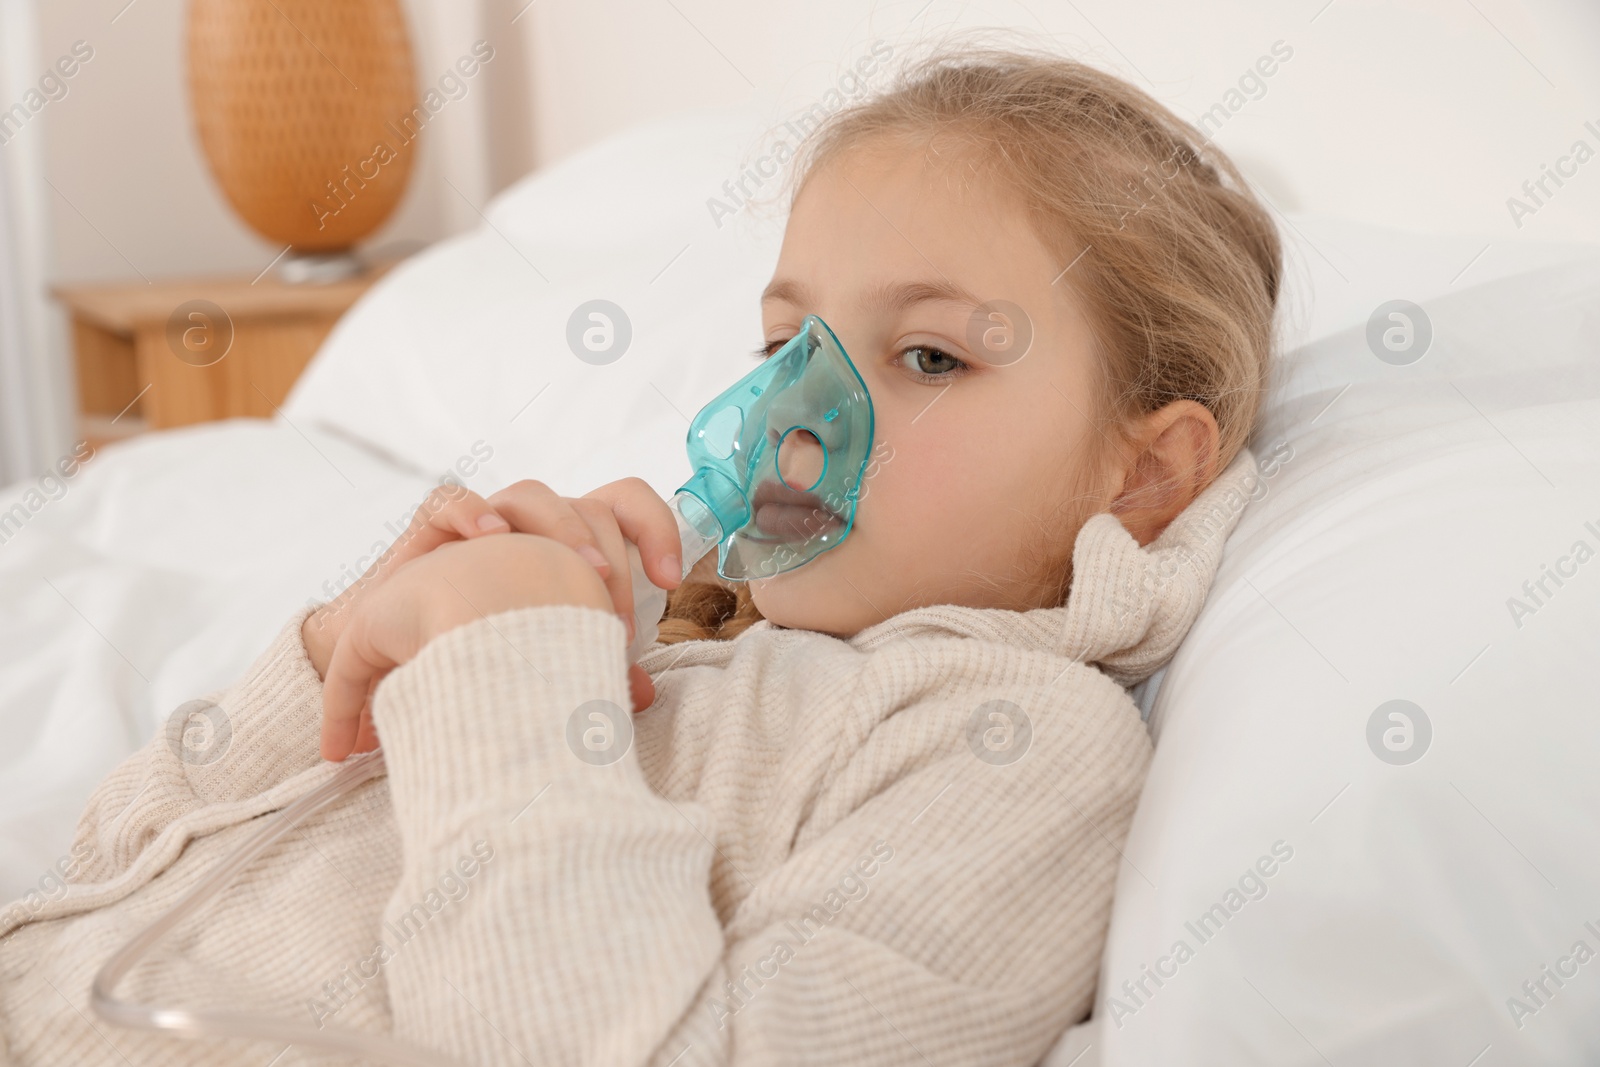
[278,251,363,285]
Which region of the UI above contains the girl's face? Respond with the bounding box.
[748,139,1117,636]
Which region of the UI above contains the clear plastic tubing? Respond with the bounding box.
[89,749,467,1066]
[91,490,724,1065]
[623,490,724,662]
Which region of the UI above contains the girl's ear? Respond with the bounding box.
[1107,400,1220,547]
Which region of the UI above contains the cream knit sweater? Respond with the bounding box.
[0,449,1259,1067]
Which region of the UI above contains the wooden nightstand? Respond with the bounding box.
[54,262,394,448]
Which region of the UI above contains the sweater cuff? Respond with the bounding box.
[372,604,635,827]
[186,603,329,797]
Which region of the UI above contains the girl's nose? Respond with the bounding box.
[773,427,825,491]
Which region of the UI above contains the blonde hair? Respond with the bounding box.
[659,41,1281,645]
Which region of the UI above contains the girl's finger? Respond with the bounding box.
[350,677,382,755]
[569,498,637,635]
[585,478,685,591]
[321,624,398,762]
[486,480,612,576]
[326,486,506,621]
[414,483,509,543]
[627,664,656,714]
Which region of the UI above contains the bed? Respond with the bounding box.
[4,107,1598,1065]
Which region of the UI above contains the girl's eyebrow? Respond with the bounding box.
[761,278,983,315]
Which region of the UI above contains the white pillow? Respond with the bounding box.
[285,107,787,502]
[1092,253,1600,1065]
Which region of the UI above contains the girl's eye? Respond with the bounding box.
[896,345,969,381]
[756,338,971,382]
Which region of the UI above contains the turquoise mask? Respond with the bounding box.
[676,315,875,581]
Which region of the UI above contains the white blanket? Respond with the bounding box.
[0,420,449,898]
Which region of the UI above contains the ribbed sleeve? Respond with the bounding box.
[374,604,725,1065]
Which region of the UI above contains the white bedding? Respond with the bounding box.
[0,421,452,897]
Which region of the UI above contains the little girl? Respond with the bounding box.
[0,44,1279,1066]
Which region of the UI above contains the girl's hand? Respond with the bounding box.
[319,533,613,762]
[302,483,517,680]
[459,479,684,720]
[482,477,686,635]
[303,478,682,677]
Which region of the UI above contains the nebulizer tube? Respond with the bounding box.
[91,315,874,1065]
[89,749,468,1067]
[623,491,724,660]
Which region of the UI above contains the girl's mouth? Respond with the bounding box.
[752,503,845,541]
[749,480,845,541]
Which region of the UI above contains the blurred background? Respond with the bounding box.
[2,0,1598,485]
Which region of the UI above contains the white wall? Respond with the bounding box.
[23,0,1600,284]
[524,0,1600,244]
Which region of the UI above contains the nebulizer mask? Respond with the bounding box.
[92,316,874,1066]
[622,313,875,658]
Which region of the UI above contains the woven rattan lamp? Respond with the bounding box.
[187,0,418,282]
